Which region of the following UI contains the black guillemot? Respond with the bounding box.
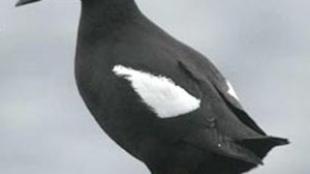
[16,0,289,174]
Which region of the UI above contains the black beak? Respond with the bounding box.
[16,0,41,7]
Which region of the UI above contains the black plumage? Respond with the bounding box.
[17,0,289,174]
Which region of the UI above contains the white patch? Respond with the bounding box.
[226,80,240,100]
[113,65,201,118]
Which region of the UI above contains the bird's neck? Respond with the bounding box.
[75,0,144,71]
[80,0,141,31]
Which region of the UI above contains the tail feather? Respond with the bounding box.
[184,129,265,165]
[237,136,289,159]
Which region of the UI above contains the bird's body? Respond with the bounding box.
[17,0,289,173]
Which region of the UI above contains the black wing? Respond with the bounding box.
[178,58,266,135]
[174,57,288,164]
[164,58,268,165]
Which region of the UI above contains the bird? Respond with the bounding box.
[16,0,289,174]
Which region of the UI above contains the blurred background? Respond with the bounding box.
[0,0,309,173]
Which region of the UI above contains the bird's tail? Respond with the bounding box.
[237,136,289,159]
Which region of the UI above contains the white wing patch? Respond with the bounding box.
[226,80,240,101]
[112,65,201,118]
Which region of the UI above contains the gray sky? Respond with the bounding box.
[0,0,309,174]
